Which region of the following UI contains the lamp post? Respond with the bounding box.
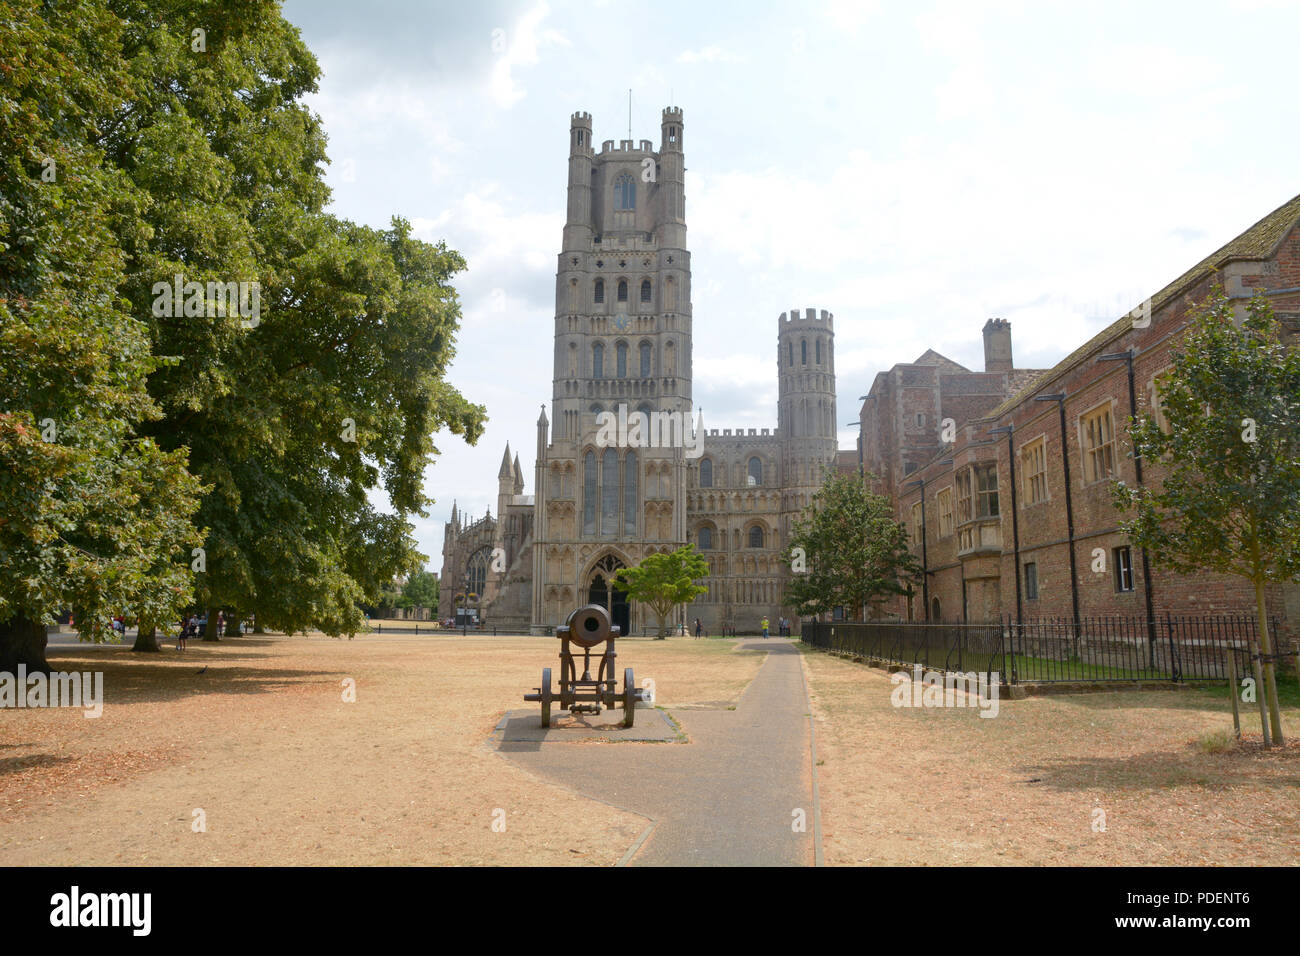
[1097,348,1157,662]
[989,424,1022,626]
[1033,393,1081,642]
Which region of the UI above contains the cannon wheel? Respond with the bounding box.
[540,667,552,728]
[622,667,636,728]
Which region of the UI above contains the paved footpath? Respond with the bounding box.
[498,639,819,866]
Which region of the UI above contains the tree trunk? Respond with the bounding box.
[132,622,162,653]
[203,606,220,642]
[0,611,50,675]
[1253,575,1284,746]
[655,610,667,640]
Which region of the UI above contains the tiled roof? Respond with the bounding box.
[988,191,1300,419]
[911,349,970,372]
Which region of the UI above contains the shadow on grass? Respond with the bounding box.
[0,753,77,777]
[31,657,348,704]
[1011,740,1300,793]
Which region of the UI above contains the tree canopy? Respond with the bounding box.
[1115,288,1300,745]
[615,546,709,639]
[1,0,484,668]
[0,0,204,670]
[783,470,920,620]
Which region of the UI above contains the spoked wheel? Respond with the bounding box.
[622,667,636,728]
[540,667,552,728]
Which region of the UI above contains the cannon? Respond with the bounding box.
[524,604,648,728]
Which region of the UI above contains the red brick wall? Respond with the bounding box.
[872,219,1300,664]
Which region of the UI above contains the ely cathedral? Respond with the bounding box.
[440,108,846,634]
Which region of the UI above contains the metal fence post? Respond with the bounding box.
[1165,612,1180,683]
[1007,615,1018,684]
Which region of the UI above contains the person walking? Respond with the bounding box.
[694,618,703,639]
[761,617,770,638]
[177,617,188,652]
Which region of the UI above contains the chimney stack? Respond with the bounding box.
[982,318,1013,373]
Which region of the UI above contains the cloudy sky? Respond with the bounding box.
[280,0,1300,567]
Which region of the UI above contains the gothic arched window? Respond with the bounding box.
[639,342,651,377]
[801,339,808,365]
[601,449,619,535]
[698,527,712,550]
[816,339,822,364]
[616,342,628,377]
[624,452,637,535]
[592,342,604,379]
[614,173,636,211]
[582,451,597,535]
[466,549,489,599]
[787,342,793,367]
[640,279,651,303]
[617,279,628,302]
[699,458,713,488]
[594,278,604,303]
[748,456,763,486]
[748,526,764,549]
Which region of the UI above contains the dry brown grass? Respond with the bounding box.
[801,647,1300,866]
[0,634,761,866]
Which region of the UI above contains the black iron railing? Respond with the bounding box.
[802,614,1282,686]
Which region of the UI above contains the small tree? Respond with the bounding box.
[784,470,921,620]
[615,546,709,639]
[1114,289,1300,746]
[403,570,439,610]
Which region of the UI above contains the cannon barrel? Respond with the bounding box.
[556,603,620,648]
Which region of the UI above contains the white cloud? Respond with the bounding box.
[677,45,742,64]
[488,1,570,108]
[824,0,880,31]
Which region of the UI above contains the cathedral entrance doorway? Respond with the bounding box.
[587,554,631,635]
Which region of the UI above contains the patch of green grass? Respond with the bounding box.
[1196,729,1239,754]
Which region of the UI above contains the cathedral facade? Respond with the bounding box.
[440,108,844,634]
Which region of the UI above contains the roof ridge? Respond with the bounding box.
[986,191,1300,418]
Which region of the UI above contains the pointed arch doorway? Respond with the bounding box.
[587,554,631,636]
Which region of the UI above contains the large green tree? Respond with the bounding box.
[97,1,484,637]
[3,0,485,666]
[0,0,203,670]
[615,546,709,639]
[1115,288,1300,746]
[784,470,920,620]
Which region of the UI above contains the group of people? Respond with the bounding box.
[175,611,240,650]
[760,618,793,637]
[687,617,793,639]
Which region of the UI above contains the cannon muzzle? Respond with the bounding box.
[556,603,620,648]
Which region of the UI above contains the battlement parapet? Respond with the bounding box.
[703,428,775,439]
[778,307,834,328]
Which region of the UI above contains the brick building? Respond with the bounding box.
[878,192,1300,653]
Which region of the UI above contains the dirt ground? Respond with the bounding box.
[0,633,761,866]
[6,633,1297,866]
[800,646,1300,865]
